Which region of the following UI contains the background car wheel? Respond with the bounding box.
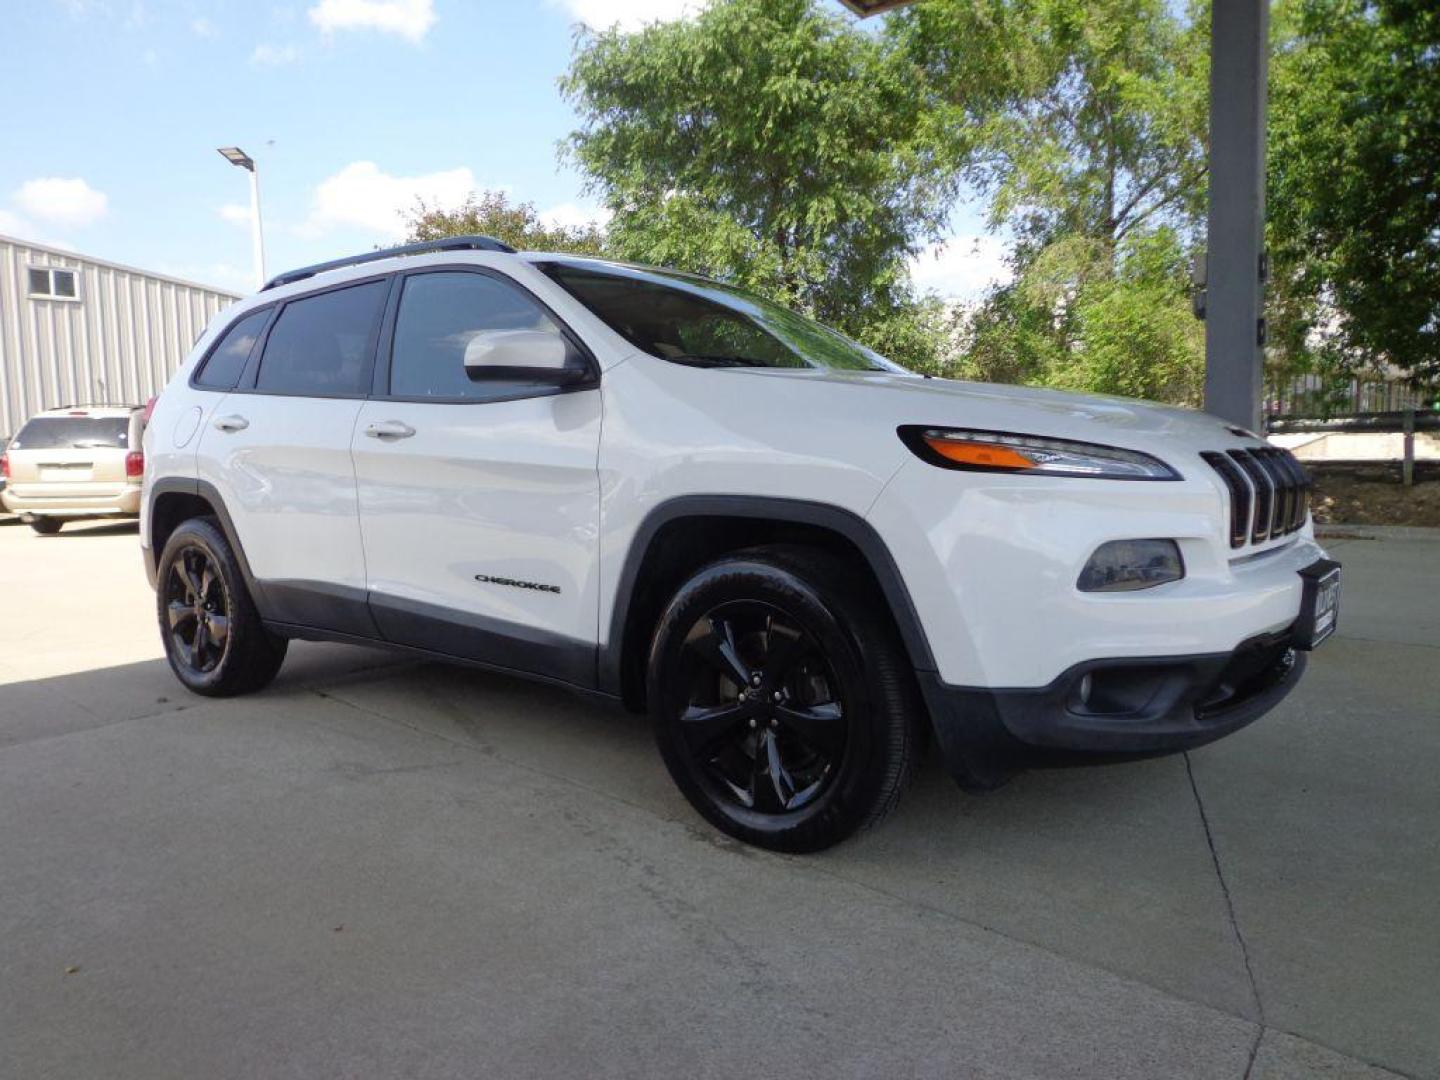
[29,518,63,535]
[649,545,921,853]
[157,517,288,697]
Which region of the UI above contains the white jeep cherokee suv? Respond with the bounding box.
[141,235,1341,852]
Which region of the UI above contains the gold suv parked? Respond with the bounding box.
[0,405,146,534]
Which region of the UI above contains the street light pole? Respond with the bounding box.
[247,164,267,292]
[217,147,267,291]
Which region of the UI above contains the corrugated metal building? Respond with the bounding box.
[0,233,240,438]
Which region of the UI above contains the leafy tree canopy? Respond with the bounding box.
[559,0,952,368]
[891,0,1208,398]
[403,190,606,256]
[1268,0,1440,382]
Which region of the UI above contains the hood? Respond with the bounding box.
[733,367,1260,455]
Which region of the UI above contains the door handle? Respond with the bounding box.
[213,414,249,433]
[364,420,416,440]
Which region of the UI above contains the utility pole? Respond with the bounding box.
[1203,0,1270,433]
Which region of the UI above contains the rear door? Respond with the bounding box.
[350,267,602,686]
[196,277,390,635]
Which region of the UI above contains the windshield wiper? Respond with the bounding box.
[666,354,770,369]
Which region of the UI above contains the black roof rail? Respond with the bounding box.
[261,234,517,291]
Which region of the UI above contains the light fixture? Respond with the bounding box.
[898,427,1181,480]
[217,146,255,172]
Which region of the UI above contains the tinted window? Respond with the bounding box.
[12,417,130,450]
[197,308,270,389]
[540,261,905,373]
[256,281,387,396]
[26,268,49,295]
[390,272,573,400]
[51,270,77,298]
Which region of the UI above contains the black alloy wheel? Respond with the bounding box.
[650,546,921,853]
[155,516,288,697]
[164,545,231,675]
[677,601,849,815]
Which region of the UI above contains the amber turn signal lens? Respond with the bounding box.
[923,437,1037,470]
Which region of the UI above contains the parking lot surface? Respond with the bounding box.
[0,516,1435,1079]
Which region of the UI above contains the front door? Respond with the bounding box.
[350,267,602,686]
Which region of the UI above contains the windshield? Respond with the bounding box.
[538,260,908,374]
[11,417,131,451]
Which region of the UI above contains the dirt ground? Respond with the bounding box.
[1311,472,1440,527]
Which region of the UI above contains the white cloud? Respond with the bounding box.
[0,209,30,236]
[553,0,702,30]
[250,42,300,64]
[538,201,612,231]
[218,203,253,226]
[191,15,217,37]
[307,0,435,42]
[302,160,477,240]
[13,177,109,228]
[909,234,1013,301]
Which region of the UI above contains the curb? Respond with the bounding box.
[1315,523,1440,541]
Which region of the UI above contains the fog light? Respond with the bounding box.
[1078,539,1184,592]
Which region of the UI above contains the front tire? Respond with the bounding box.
[649,546,921,853]
[30,517,63,535]
[156,517,287,697]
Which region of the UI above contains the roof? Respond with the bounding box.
[0,232,244,299]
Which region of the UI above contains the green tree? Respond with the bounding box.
[559,0,951,369]
[891,0,1209,401]
[892,0,1208,266]
[403,190,606,256]
[1267,0,1440,382]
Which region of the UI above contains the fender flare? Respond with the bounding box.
[599,494,937,697]
[145,477,268,610]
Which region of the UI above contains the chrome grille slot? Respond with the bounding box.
[1200,452,1251,548]
[1256,449,1291,537]
[1204,446,1311,548]
[1228,450,1273,543]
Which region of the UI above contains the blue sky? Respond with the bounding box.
[0,0,1005,298]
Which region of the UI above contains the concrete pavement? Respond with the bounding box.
[0,515,1434,1078]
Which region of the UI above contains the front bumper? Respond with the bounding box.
[920,630,1306,789]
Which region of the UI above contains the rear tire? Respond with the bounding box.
[156,517,287,697]
[30,518,63,535]
[649,545,921,853]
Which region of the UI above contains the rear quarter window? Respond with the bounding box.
[195,308,271,390]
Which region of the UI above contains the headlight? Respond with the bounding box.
[898,426,1180,481]
[1078,539,1185,592]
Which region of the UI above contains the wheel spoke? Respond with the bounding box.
[167,600,195,633]
[206,614,230,647]
[181,554,205,601]
[750,730,797,813]
[774,701,846,759]
[192,618,210,664]
[680,701,751,759]
[761,616,807,683]
[687,615,751,686]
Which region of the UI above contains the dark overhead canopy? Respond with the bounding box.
[836,0,916,16]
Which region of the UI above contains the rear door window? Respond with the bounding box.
[11,417,131,450]
[196,308,271,390]
[255,281,387,397]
